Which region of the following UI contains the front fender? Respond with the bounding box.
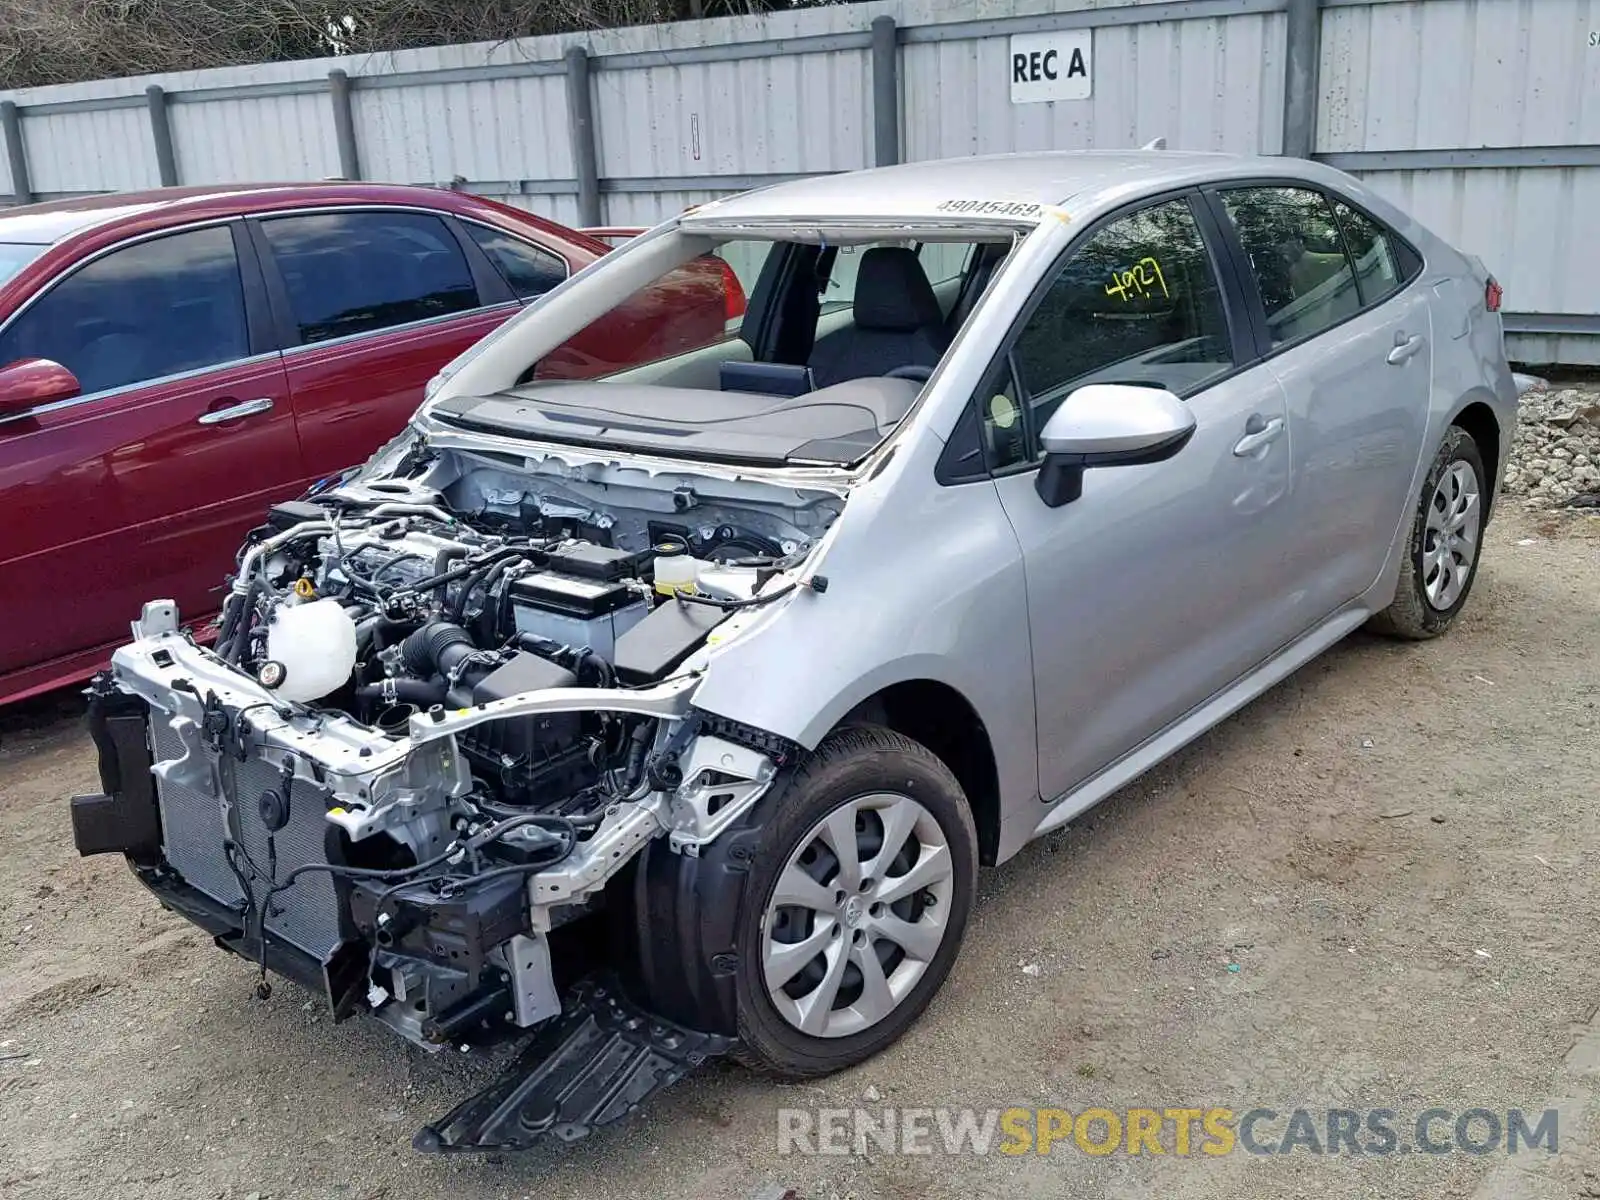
[689,435,1040,826]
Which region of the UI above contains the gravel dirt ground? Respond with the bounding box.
[1,507,1596,1200]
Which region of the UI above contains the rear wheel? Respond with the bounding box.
[1369,425,1486,639]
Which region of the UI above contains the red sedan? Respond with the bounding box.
[0,183,741,703]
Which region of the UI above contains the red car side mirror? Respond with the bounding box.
[0,358,82,417]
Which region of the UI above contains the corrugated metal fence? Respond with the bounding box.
[1,0,1596,363]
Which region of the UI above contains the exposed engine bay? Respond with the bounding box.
[72,436,844,1150]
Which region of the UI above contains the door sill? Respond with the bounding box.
[1030,604,1372,841]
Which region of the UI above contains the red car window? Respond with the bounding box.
[0,242,46,288]
[463,223,568,301]
[0,225,248,395]
[259,211,479,344]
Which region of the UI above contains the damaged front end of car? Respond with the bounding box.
[70,436,841,1151]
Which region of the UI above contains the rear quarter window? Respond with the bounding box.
[464,224,568,301]
[1331,200,1418,306]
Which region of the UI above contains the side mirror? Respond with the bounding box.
[1035,384,1196,508]
[0,358,81,418]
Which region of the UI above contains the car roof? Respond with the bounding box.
[0,182,557,246]
[683,150,1322,228]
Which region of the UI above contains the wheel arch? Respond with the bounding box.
[839,679,1003,867]
[1449,396,1502,519]
[617,681,1002,1040]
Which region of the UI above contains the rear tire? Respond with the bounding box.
[1368,425,1486,640]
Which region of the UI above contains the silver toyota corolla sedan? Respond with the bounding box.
[73,151,1517,1151]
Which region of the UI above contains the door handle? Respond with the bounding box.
[197,397,274,425]
[1232,415,1285,457]
[1387,333,1425,365]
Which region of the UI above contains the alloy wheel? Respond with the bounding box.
[1422,459,1481,610]
[760,792,955,1039]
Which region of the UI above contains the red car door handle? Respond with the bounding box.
[197,397,275,425]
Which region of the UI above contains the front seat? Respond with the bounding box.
[808,247,948,388]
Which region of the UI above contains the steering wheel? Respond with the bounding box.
[884,365,932,383]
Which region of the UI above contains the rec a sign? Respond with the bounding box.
[1009,31,1092,103]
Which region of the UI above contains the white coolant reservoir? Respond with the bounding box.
[263,598,357,703]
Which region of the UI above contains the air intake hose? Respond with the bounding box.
[400,621,478,680]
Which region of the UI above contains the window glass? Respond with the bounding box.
[979,361,1028,473]
[1331,201,1402,306]
[464,224,567,301]
[0,225,247,396]
[713,243,771,296]
[918,242,977,289]
[260,211,479,344]
[533,237,768,380]
[986,196,1233,468]
[1220,187,1361,345]
[819,240,979,316]
[0,242,46,288]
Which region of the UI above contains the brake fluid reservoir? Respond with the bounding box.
[653,546,699,596]
[264,598,357,702]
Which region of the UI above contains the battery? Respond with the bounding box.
[509,571,648,660]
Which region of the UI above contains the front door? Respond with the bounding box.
[982,193,1303,805]
[1209,185,1434,614]
[0,223,299,681]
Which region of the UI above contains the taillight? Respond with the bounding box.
[1485,276,1502,313]
[719,259,747,322]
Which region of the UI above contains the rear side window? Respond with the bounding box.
[1219,186,1362,346]
[464,224,567,301]
[260,211,479,344]
[0,225,247,396]
[1331,201,1404,306]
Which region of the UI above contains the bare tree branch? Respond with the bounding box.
[0,0,827,89]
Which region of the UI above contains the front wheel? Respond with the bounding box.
[1368,424,1487,639]
[733,726,978,1078]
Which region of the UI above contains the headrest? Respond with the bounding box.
[851,246,945,332]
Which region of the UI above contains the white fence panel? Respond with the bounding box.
[22,109,157,194]
[1319,0,1600,154]
[593,50,871,180]
[903,12,1285,162]
[355,75,572,187]
[491,191,586,230]
[601,188,734,228]
[171,94,340,183]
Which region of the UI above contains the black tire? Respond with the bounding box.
[732,729,979,1088]
[728,725,978,1078]
[1368,424,1487,640]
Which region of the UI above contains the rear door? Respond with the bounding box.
[0,222,297,679]
[1207,185,1432,615]
[252,208,520,480]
